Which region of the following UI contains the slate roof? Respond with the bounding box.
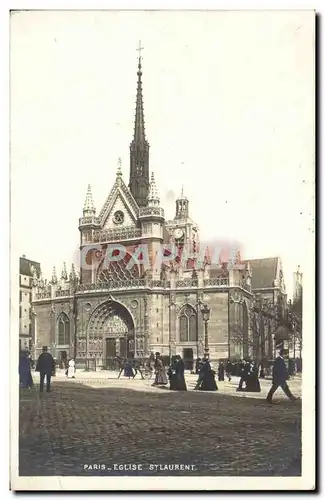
[19,257,41,277]
[243,257,279,290]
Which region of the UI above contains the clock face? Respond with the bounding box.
[174,228,184,240]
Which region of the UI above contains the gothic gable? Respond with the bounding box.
[98,175,139,229]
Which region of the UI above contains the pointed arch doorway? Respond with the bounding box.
[86,300,135,369]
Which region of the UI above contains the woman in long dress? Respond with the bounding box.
[199,359,218,391]
[123,359,134,379]
[67,359,75,379]
[174,355,187,391]
[245,361,261,392]
[152,353,168,386]
[19,351,34,389]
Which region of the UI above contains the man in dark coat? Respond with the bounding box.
[237,360,250,391]
[266,349,300,403]
[36,346,55,393]
[225,360,232,381]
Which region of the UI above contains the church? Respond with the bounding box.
[31,48,288,369]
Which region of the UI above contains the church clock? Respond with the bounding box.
[174,228,184,240]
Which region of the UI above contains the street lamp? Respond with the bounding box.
[201,304,210,360]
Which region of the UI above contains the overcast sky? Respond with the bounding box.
[10,10,314,298]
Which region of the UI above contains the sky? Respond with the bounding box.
[10,10,314,298]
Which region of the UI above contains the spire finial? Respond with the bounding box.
[136,40,144,63]
[181,185,184,198]
[117,157,122,177]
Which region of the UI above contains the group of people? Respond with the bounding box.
[151,352,217,392]
[19,346,76,393]
[216,359,261,392]
[20,347,299,404]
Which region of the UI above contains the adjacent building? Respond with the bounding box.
[19,255,41,351]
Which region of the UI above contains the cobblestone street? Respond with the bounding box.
[19,372,301,477]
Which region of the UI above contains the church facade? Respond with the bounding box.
[31,51,287,368]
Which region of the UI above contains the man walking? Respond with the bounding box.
[266,349,300,404]
[36,346,55,393]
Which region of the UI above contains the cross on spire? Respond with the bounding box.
[136,40,144,60]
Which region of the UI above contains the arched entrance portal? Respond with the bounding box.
[86,300,135,369]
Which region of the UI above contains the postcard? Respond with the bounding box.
[10,9,315,491]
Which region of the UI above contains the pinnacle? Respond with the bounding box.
[116,158,123,177]
[52,266,58,284]
[61,262,68,280]
[148,172,160,205]
[83,184,96,215]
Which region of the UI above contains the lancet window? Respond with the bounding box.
[57,312,70,345]
[179,305,197,342]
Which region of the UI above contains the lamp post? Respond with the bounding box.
[201,304,210,360]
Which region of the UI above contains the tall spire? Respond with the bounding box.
[129,41,150,208]
[83,184,96,217]
[134,41,146,143]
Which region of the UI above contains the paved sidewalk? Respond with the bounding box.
[32,370,302,401]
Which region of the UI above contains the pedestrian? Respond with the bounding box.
[174,355,187,391]
[67,358,75,379]
[266,349,300,404]
[197,358,218,391]
[195,358,202,375]
[167,356,177,390]
[245,361,261,392]
[123,359,134,379]
[237,360,250,391]
[218,361,225,381]
[152,352,168,386]
[225,359,232,381]
[194,358,205,390]
[19,351,34,389]
[36,346,55,393]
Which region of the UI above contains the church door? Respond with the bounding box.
[183,348,194,371]
[105,338,116,369]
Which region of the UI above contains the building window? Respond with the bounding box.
[156,308,159,313]
[179,305,197,342]
[57,312,70,345]
[19,291,22,302]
